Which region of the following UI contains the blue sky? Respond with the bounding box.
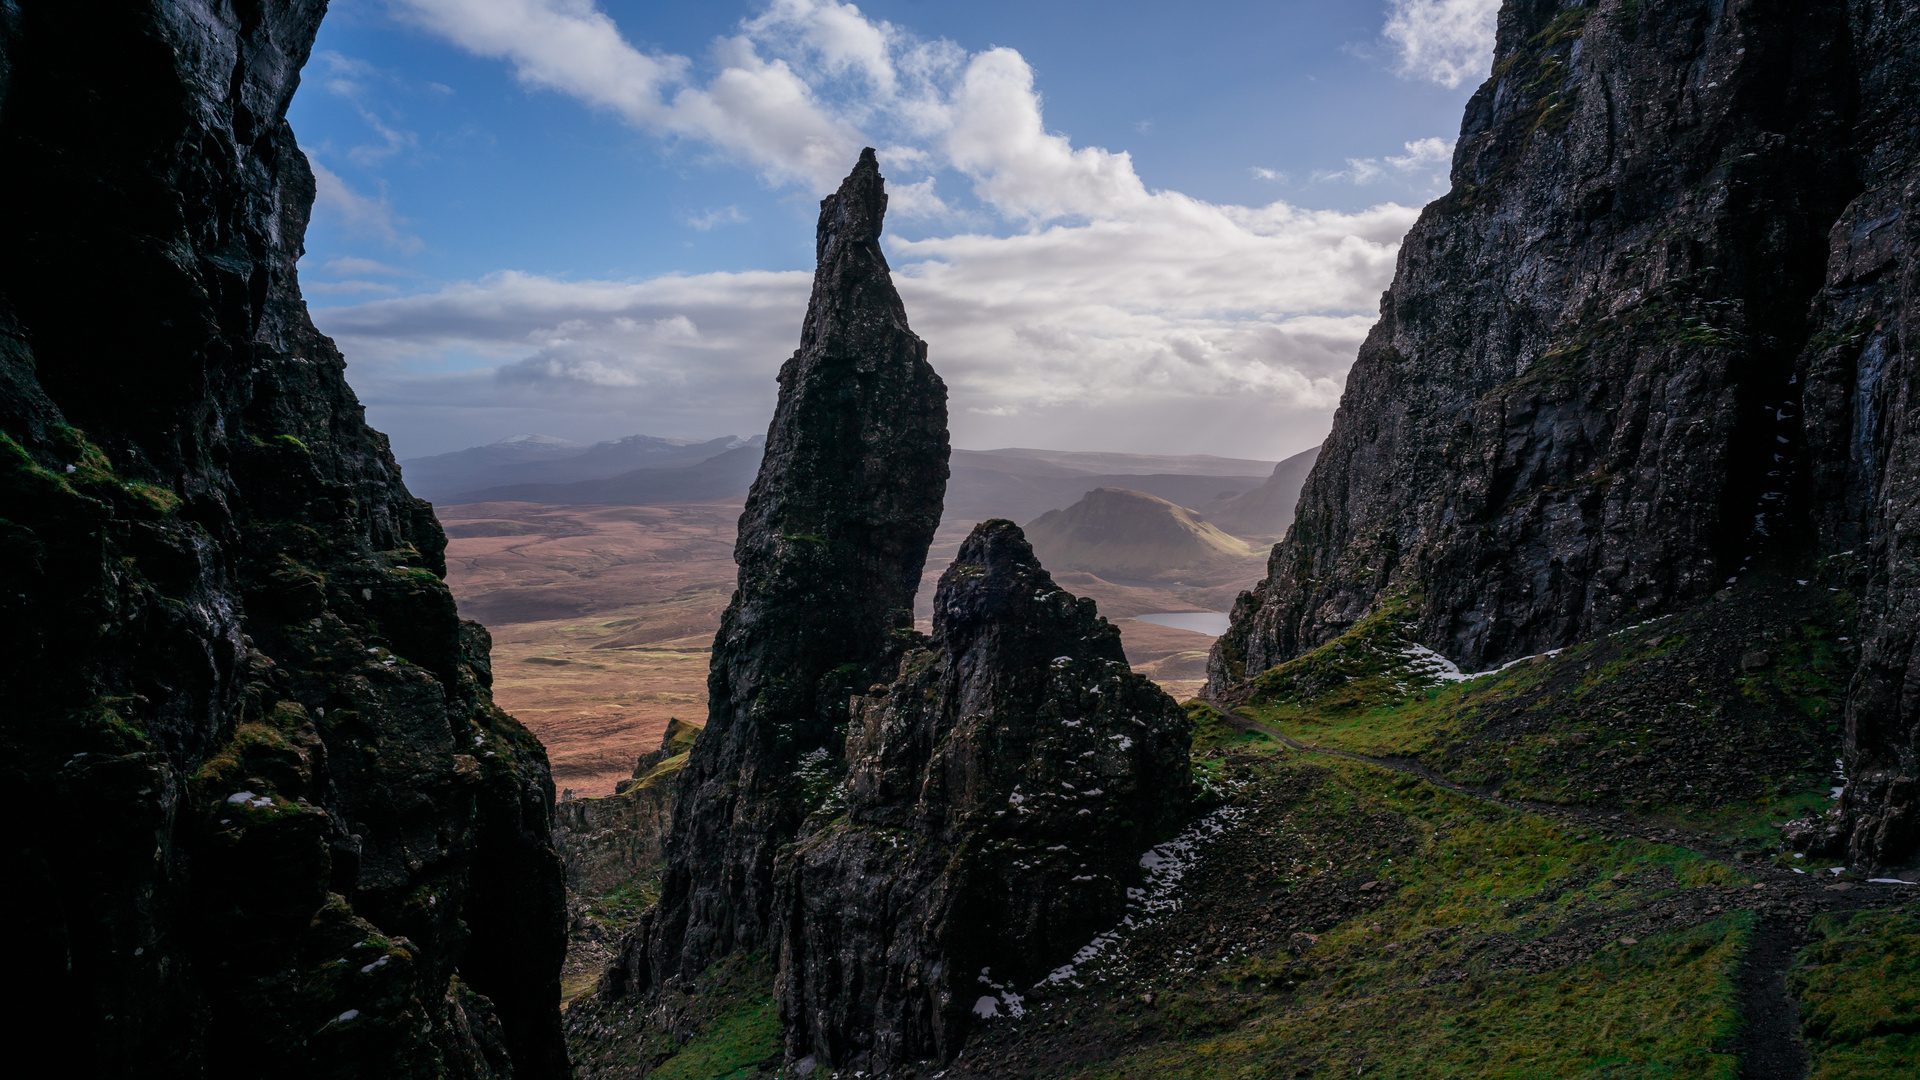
[292,0,1499,459]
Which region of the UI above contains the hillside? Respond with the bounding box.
[1025,487,1259,584]
[1200,445,1320,540]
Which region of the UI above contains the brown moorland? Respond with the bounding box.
[440,501,1266,794]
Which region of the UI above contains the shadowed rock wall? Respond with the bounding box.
[1802,0,1920,868]
[0,2,567,1074]
[1210,0,1920,868]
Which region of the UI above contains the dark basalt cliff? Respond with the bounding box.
[1210,0,1920,867]
[0,3,566,1074]
[776,520,1192,1074]
[620,149,952,994]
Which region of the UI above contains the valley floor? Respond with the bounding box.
[438,501,1244,793]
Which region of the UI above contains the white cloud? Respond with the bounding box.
[332,1,1435,458]
[1315,137,1454,186]
[388,0,863,191]
[307,157,423,252]
[942,48,1150,222]
[1383,0,1501,89]
[322,188,1415,456]
[317,51,420,166]
[682,206,748,231]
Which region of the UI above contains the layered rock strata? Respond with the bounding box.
[618,149,951,993]
[1210,0,1920,867]
[0,3,566,1074]
[776,520,1193,1073]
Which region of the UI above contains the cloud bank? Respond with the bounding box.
[1383,0,1502,89]
[319,0,1442,458]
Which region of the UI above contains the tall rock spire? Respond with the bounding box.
[628,148,950,989]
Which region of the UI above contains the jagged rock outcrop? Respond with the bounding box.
[0,3,566,1074]
[613,149,950,996]
[551,719,699,896]
[775,520,1193,1073]
[1210,0,1920,867]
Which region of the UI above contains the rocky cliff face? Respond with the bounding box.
[1210,0,1920,868]
[621,149,951,994]
[775,520,1193,1074]
[1804,0,1920,869]
[0,3,567,1074]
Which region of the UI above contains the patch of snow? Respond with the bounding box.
[1869,878,1918,885]
[337,1009,359,1022]
[1038,806,1247,990]
[1401,643,1470,682]
[972,996,999,1019]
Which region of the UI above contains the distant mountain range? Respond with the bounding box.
[407,433,1321,543]
[400,433,765,503]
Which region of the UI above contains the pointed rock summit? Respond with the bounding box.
[621,148,950,990]
[776,519,1193,1073]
